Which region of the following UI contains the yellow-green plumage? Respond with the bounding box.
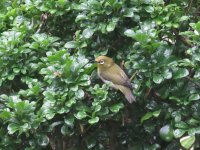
[95,56,135,103]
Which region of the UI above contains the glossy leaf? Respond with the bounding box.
[88,117,99,124]
[153,74,163,84]
[106,22,116,32]
[110,103,124,113]
[124,29,135,37]
[64,41,78,48]
[7,123,19,134]
[82,28,94,39]
[188,94,200,101]
[173,68,189,79]
[75,111,87,120]
[180,135,195,149]
[37,135,49,147]
[173,129,186,138]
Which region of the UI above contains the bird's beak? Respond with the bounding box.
[93,59,99,63]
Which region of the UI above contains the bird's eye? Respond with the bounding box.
[99,60,104,64]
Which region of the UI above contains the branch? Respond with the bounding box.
[130,71,138,81]
[187,0,194,14]
[36,13,50,33]
[185,76,200,88]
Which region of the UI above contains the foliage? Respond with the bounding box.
[0,0,200,149]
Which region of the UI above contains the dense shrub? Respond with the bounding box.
[0,0,200,149]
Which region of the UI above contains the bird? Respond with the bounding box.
[95,55,135,103]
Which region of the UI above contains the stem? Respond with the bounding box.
[186,76,200,88]
[130,71,138,81]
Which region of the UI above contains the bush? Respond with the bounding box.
[0,0,200,149]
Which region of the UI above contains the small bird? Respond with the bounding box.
[95,55,135,103]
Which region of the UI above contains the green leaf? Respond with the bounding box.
[58,108,66,114]
[7,123,19,134]
[86,137,96,149]
[71,85,78,92]
[75,89,85,99]
[82,28,94,39]
[194,70,200,78]
[141,112,153,123]
[0,111,11,120]
[180,135,195,149]
[13,68,20,73]
[175,121,189,129]
[94,105,101,112]
[20,123,29,132]
[152,109,161,117]
[49,121,63,131]
[64,41,77,48]
[179,16,189,22]
[97,107,109,116]
[123,8,134,17]
[65,98,76,107]
[61,125,67,135]
[46,110,56,120]
[64,58,73,77]
[133,32,148,42]
[188,94,200,101]
[141,110,161,123]
[75,111,87,119]
[106,22,116,32]
[110,103,124,113]
[163,69,172,79]
[145,6,154,13]
[8,74,15,80]
[173,129,186,138]
[88,117,99,124]
[173,23,179,28]
[178,59,194,67]
[75,14,88,22]
[37,135,49,146]
[124,29,135,37]
[187,118,200,126]
[31,84,40,95]
[61,125,73,136]
[196,21,200,32]
[64,116,74,127]
[173,68,189,79]
[153,74,163,84]
[188,127,200,136]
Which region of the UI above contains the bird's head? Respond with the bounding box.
[95,55,114,69]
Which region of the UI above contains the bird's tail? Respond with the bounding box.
[116,85,136,103]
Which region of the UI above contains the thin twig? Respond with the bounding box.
[145,88,152,99]
[187,0,193,14]
[130,71,138,81]
[36,13,49,33]
[186,76,200,88]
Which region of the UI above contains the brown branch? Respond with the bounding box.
[187,0,194,14]
[109,121,118,150]
[36,13,50,33]
[130,71,138,81]
[180,36,193,47]
[144,88,152,99]
[185,76,200,88]
[173,28,193,48]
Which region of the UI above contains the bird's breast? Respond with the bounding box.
[97,69,116,89]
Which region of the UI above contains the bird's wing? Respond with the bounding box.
[99,64,132,89]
